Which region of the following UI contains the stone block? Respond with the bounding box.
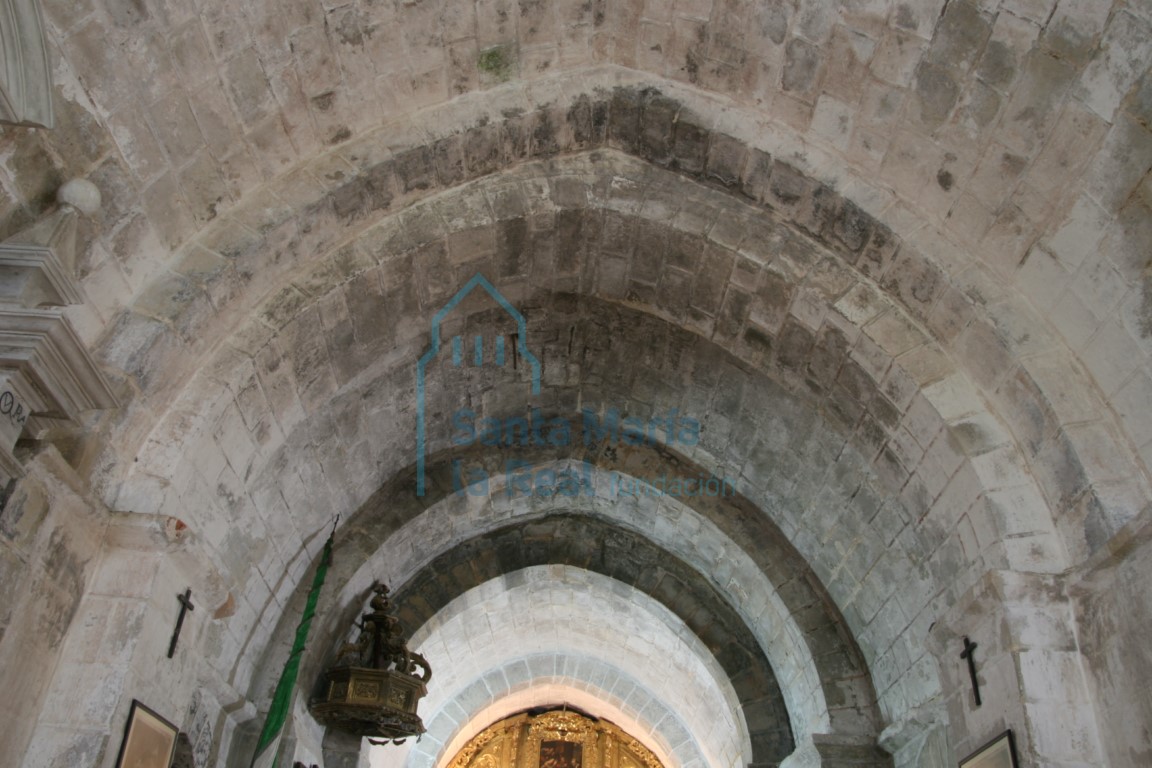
[1044,194,1111,270]
[880,249,944,323]
[1117,264,1152,361]
[1047,287,1099,350]
[638,93,679,163]
[1064,421,1139,485]
[980,205,1038,278]
[1024,698,1102,763]
[1027,100,1109,195]
[822,25,876,103]
[996,50,1077,154]
[833,282,885,327]
[1039,0,1107,66]
[964,143,1027,213]
[636,21,672,73]
[1110,368,1152,449]
[926,0,991,72]
[735,147,772,203]
[704,131,747,187]
[223,50,279,131]
[750,269,794,333]
[1077,10,1152,120]
[764,159,813,215]
[782,37,821,95]
[911,63,961,130]
[607,87,643,152]
[1085,114,1152,212]
[866,308,927,359]
[22,726,108,768]
[148,89,207,164]
[952,321,1015,392]
[1125,68,1152,130]
[810,94,854,151]
[793,0,835,44]
[430,134,467,188]
[1015,246,1070,314]
[568,94,609,150]
[976,12,1036,93]
[870,28,927,87]
[1072,255,1128,324]
[178,149,231,225]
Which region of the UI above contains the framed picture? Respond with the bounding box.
[539,740,582,768]
[960,730,1019,768]
[115,700,179,768]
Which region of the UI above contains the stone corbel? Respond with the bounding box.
[0,179,116,482]
[105,511,230,612]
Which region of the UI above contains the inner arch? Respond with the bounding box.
[387,565,748,768]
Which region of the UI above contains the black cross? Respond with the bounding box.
[167,588,195,659]
[960,636,982,706]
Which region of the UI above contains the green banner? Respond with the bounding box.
[250,529,334,768]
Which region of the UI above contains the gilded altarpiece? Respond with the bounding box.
[445,710,664,768]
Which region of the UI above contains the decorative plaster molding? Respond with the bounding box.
[0,0,54,128]
[0,179,115,480]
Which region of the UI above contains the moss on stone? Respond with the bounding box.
[478,45,514,82]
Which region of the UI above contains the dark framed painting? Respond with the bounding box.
[115,700,179,768]
[959,730,1019,768]
[539,740,582,768]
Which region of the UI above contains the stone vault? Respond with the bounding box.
[0,1,1150,768]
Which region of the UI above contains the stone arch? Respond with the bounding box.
[94,76,1135,768]
[0,3,1148,768]
[99,79,1124,576]
[415,659,699,768]
[248,418,937,768]
[387,516,794,763]
[399,566,750,768]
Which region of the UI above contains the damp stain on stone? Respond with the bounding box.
[685,51,700,83]
[311,91,336,112]
[978,40,1015,88]
[895,4,916,30]
[1139,268,1152,339]
[1001,152,1028,176]
[334,10,368,46]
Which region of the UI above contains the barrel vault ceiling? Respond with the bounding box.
[0,0,1150,767]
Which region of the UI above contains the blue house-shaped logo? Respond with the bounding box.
[416,274,542,495]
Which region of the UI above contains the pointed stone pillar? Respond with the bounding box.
[0,178,117,482]
[927,569,1106,766]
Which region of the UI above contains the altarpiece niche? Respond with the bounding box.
[445,709,664,768]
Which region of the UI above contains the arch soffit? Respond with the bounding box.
[402,567,753,768]
[390,519,792,762]
[256,432,929,755]
[411,672,700,768]
[96,74,1139,572]
[96,74,1133,764]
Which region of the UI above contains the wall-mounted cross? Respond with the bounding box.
[960,635,981,706]
[167,588,195,659]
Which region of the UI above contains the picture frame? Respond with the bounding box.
[115,700,179,768]
[959,730,1019,768]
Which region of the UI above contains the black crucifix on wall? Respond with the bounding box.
[167,588,195,659]
[960,636,982,706]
